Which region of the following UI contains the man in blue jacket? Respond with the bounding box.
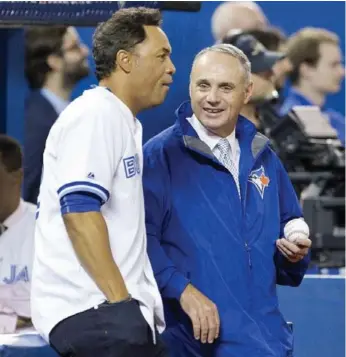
[143,43,311,357]
[279,28,345,145]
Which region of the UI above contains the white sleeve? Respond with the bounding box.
[56,108,122,204]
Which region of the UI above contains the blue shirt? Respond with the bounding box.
[40,88,69,115]
[279,88,345,145]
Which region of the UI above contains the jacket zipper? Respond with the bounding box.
[219,164,250,268]
[245,242,252,269]
[242,144,269,270]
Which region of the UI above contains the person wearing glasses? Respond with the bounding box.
[23,26,90,204]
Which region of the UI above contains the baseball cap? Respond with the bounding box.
[222,32,285,74]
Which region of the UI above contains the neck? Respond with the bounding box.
[0,195,20,224]
[200,115,236,138]
[241,104,260,128]
[100,75,140,117]
[293,82,326,107]
[43,73,72,102]
[215,125,236,138]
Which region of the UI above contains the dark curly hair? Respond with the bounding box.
[93,7,162,81]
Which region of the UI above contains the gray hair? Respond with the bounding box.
[192,43,252,85]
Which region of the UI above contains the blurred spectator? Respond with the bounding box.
[244,27,286,52]
[0,135,36,333]
[243,27,293,94]
[223,33,284,131]
[23,26,90,204]
[279,28,345,144]
[211,1,268,42]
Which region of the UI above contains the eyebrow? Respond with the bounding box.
[196,79,210,85]
[195,79,235,88]
[158,47,172,55]
[218,81,235,89]
[331,60,343,65]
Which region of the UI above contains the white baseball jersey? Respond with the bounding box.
[31,86,165,342]
[0,199,36,286]
[0,199,36,332]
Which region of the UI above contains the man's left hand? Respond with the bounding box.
[276,237,311,263]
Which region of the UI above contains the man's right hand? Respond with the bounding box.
[180,284,220,344]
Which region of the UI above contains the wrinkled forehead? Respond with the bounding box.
[191,51,246,84]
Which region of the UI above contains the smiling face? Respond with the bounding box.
[190,50,253,137]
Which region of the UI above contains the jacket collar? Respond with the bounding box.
[287,87,328,111]
[174,101,269,159]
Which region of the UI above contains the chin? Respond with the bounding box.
[329,84,342,93]
[200,116,229,133]
[145,96,166,110]
[152,97,166,107]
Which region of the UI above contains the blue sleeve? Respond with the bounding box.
[60,192,102,215]
[278,99,292,117]
[143,144,190,301]
[274,155,310,287]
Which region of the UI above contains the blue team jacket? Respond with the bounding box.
[143,102,310,357]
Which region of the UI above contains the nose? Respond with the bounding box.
[166,57,176,76]
[81,43,89,58]
[206,89,220,104]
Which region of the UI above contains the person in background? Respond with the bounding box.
[143,43,311,357]
[222,33,284,132]
[23,26,90,204]
[0,135,36,333]
[279,27,345,145]
[211,1,268,42]
[242,27,293,98]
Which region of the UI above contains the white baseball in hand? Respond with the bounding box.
[284,218,310,243]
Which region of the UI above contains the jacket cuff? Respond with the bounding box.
[162,271,190,300]
[280,251,310,273]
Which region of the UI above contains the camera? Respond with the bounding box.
[257,102,345,268]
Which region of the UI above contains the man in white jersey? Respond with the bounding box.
[31,7,175,357]
[0,135,36,333]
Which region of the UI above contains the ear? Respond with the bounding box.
[244,80,254,105]
[116,50,135,74]
[299,62,314,80]
[46,54,63,72]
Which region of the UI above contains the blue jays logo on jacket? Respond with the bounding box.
[248,165,270,199]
